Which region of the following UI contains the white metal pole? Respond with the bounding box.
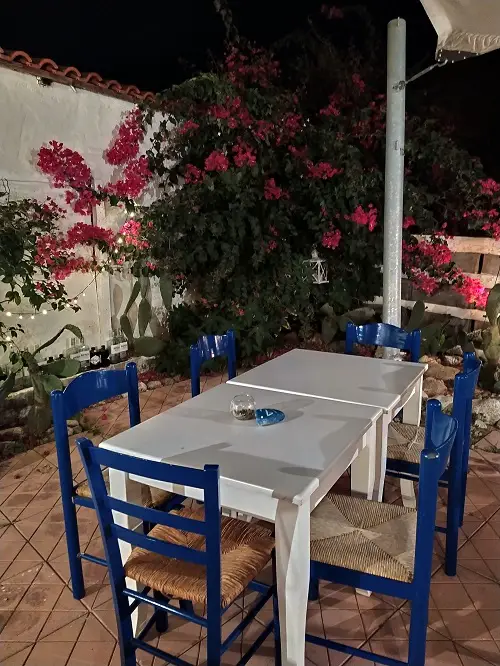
[383,18,406,329]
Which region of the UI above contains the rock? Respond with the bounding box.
[442,355,462,367]
[419,355,439,365]
[345,306,376,323]
[67,419,80,428]
[425,364,459,383]
[0,441,26,459]
[475,419,489,430]
[146,380,163,390]
[0,427,24,442]
[472,398,500,425]
[468,329,484,344]
[128,356,156,373]
[138,382,147,393]
[447,346,464,357]
[421,391,428,401]
[435,394,454,413]
[423,377,447,398]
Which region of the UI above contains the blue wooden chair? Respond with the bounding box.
[345,321,421,361]
[190,329,237,397]
[50,362,183,600]
[307,401,457,666]
[386,351,480,576]
[76,438,279,666]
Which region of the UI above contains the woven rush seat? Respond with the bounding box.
[125,506,275,607]
[387,422,425,464]
[310,492,417,583]
[75,469,175,509]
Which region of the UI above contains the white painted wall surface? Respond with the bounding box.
[0,66,157,363]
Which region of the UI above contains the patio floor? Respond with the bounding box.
[2,373,500,666]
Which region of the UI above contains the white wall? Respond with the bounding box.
[0,66,149,361]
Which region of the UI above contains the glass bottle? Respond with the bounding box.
[108,330,120,364]
[99,345,111,368]
[118,330,129,361]
[79,341,90,370]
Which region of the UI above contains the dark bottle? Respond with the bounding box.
[90,347,101,369]
[58,354,64,360]
[48,356,54,363]
[99,345,111,368]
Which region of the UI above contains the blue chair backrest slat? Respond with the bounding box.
[111,524,208,565]
[107,496,208,536]
[190,329,236,397]
[413,401,458,586]
[345,322,421,362]
[77,438,222,608]
[452,353,481,451]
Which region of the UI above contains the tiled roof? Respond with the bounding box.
[0,47,157,102]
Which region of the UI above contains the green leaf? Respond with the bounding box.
[44,358,80,377]
[405,300,426,332]
[124,280,141,315]
[34,325,83,356]
[138,299,152,336]
[26,405,52,436]
[0,372,16,404]
[319,303,334,317]
[140,276,150,298]
[133,336,166,357]
[486,284,500,326]
[159,274,173,310]
[120,314,134,341]
[41,374,64,394]
[321,318,338,344]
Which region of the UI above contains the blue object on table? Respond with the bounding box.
[345,321,421,362]
[50,362,183,601]
[255,408,285,426]
[76,438,279,666]
[190,329,237,397]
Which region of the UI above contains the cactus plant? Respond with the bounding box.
[477,284,500,390]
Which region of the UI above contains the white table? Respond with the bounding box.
[101,383,382,666]
[229,349,426,503]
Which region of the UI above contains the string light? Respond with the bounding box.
[6,312,12,317]
[42,309,47,315]
[30,315,35,320]
[18,315,23,320]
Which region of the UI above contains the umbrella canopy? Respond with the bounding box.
[421,0,500,60]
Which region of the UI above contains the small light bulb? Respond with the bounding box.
[117,236,123,244]
[42,309,48,315]
[129,211,135,218]
[73,299,78,305]
[6,311,12,317]
[65,303,70,309]
[114,248,119,254]
[18,315,23,320]
[30,315,35,320]
[82,292,86,297]
[5,336,11,342]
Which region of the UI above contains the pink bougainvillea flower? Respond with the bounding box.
[232,140,257,167]
[409,269,439,295]
[352,73,366,92]
[183,164,205,184]
[403,216,416,229]
[104,156,152,199]
[348,204,378,231]
[479,178,500,196]
[178,120,200,135]
[321,227,341,249]
[204,150,229,172]
[264,178,289,201]
[105,108,145,165]
[306,161,342,179]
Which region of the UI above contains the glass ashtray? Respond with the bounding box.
[230,394,256,421]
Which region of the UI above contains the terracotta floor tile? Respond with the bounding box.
[355,592,398,610]
[78,614,115,642]
[0,527,25,545]
[322,609,366,640]
[0,541,25,563]
[32,563,63,585]
[457,561,497,585]
[17,583,64,611]
[479,610,500,640]
[455,640,500,666]
[1,642,34,663]
[368,640,408,662]
[464,583,500,610]
[66,641,115,666]
[53,586,88,612]
[423,640,463,665]
[362,610,407,639]
[318,583,358,610]
[401,609,451,640]
[2,644,34,665]
[24,641,74,666]
[39,611,87,641]
[439,609,491,641]
[484,560,500,580]
[93,609,118,639]
[470,524,499,540]
[0,610,50,641]
[0,584,30,611]
[474,539,500,560]
[431,582,474,610]
[0,561,43,586]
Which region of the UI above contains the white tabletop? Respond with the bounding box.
[228,349,425,413]
[101,383,381,506]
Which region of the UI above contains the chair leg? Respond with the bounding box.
[272,553,282,666]
[308,578,319,602]
[407,596,430,666]
[153,591,168,633]
[206,611,222,666]
[61,495,85,600]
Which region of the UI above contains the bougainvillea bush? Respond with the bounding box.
[136,7,498,362]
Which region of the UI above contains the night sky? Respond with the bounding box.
[1,0,499,174]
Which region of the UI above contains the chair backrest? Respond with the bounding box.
[77,437,221,642]
[414,400,457,586]
[190,329,236,397]
[345,322,421,362]
[50,362,140,489]
[452,351,481,481]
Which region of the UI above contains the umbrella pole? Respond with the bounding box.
[382,18,406,334]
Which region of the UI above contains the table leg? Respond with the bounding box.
[275,499,310,666]
[108,468,149,636]
[400,377,423,509]
[350,425,377,500]
[371,412,391,503]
